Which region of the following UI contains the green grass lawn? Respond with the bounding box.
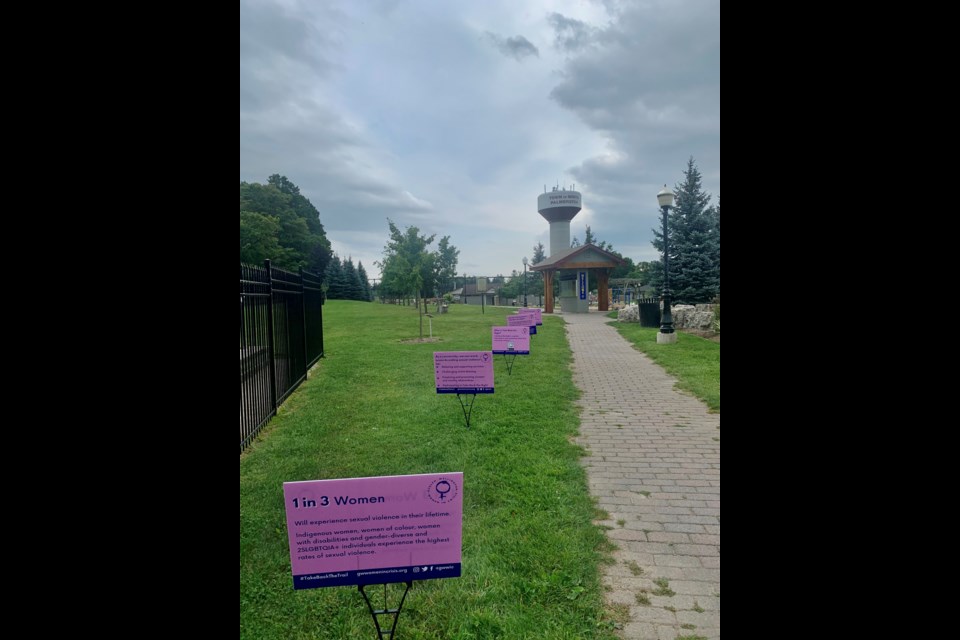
[241,301,619,640]
[609,322,720,412]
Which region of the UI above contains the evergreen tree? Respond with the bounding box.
[342,257,364,300]
[584,225,596,245]
[357,261,372,301]
[532,242,546,264]
[713,198,720,295]
[650,158,720,303]
[324,254,348,300]
[525,242,546,296]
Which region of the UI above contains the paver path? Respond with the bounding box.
[562,312,720,640]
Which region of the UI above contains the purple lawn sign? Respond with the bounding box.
[434,352,494,394]
[507,313,537,335]
[492,326,530,355]
[283,472,464,589]
[515,308,542,326]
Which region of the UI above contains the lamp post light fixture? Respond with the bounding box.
[522,256,528,307]
[656,185,677,344]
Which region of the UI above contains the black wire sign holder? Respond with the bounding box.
[456,393,478,428]
[501,353,518,375]
[435,352,494,429]
[358,581,413,639]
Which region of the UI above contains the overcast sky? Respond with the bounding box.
[240,0,719,280]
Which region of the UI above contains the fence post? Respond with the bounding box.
[264,259,278,411]
[300,267,310,377]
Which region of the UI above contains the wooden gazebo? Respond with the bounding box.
[529,244,625,314]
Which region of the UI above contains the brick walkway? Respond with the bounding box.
[562,312,720,640]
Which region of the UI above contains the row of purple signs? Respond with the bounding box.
[284,311,546,590]
[434,309,543,393]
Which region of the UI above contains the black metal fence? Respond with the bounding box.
[240,260,324,452]
[637,297,662,328]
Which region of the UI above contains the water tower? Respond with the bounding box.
[537,187,582,256]
[536,186,590,313]
[532,186,622,314]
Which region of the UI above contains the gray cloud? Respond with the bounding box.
[547,13,599,52]
[484,32,540,61]
[544,2,719,262]
[240,1,718,276]
[240,0,434,236]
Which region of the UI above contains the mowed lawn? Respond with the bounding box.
[240,301,619,640]
[610,322,720,412]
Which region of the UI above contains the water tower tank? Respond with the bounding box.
[537,188,582,256]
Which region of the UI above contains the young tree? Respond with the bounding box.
[434,236,460,297]
[650,157,719,303]
[377,220,437,338]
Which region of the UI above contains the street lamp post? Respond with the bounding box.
[656,185,676,344]
[522,257,528,307]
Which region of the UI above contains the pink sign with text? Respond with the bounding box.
[507,313,537,335]
[283,472,463,589]
[434,352,494,394]
[492,326,530,355]
[515,308,543,325]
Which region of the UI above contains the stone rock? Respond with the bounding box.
[669,304,716,329]
[621,302,717,328]
[688,310,715,329]
[617,305,640,322]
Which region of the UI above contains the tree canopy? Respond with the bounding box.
[377,220,460,337]
[377,220,460,301]
[239,174,332,275]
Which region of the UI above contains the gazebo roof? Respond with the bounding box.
[529,243,625,270]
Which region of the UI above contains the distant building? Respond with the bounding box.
[450,283,497,306]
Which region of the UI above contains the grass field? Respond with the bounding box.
[240,301,620,639]
[609,322,720,412]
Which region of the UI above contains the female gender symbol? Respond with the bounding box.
[435,480,451,501]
